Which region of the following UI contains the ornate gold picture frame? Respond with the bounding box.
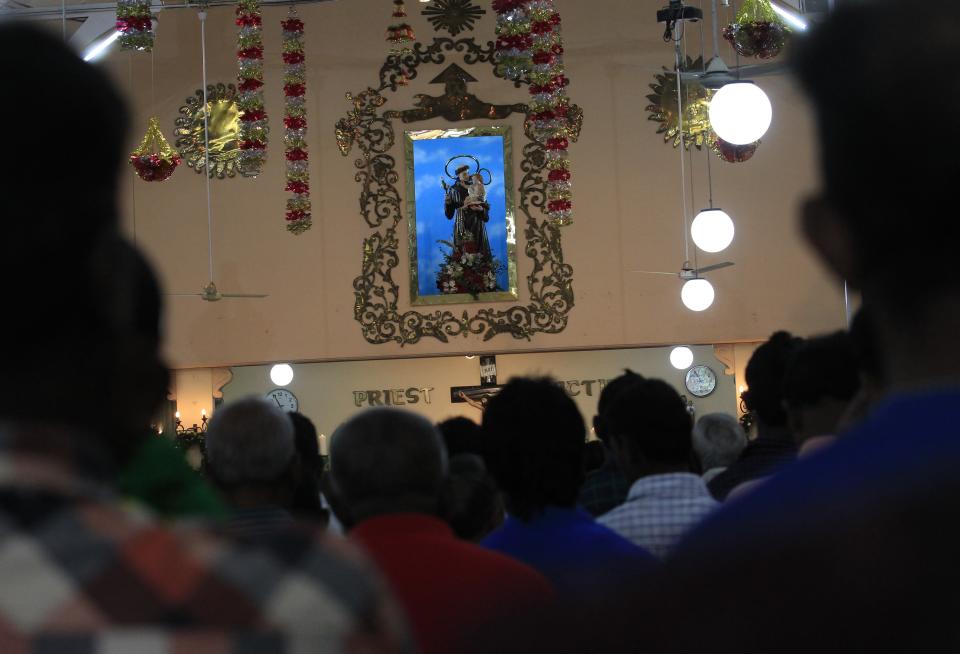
[335,37,582,345]
[405,126,519,306]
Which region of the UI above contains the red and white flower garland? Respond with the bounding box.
[493,0,532,79]
[236,0,268,177]
[527,0,571,224]
[282,12,311,235]
[117,0,153,51]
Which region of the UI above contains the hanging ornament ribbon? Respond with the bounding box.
[236,0,268,177]
[386,0,416,85]
[493,0,532,80]
[130,116,181,182]
[526,0,572,225]
[117,0,154,51]
[722,0,789,60]
[282,9,312,235]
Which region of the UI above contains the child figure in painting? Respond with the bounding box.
[463,173,488,218]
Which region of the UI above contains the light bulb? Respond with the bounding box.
[691,208,735,253]
[270,364,294,387]
[670,346,694,370]
[709,82,772,145]
[681,278,715,312]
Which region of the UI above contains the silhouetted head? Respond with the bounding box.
[437,416,483,457]
[0,25,167,467]
[329,408,448,523]
[482,377,586,521]
[783,331,861,444]
[439,454,504,542]
[692,413,747,473]
[593,370,645,444]
[605,377,694,482]
[794,0,960,314]
[206,398,297,487]
[742,332,804,430]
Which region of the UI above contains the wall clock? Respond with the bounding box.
[266,388,299,413]
[685,365,717,398]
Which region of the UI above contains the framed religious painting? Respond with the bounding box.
[405,126,519,306]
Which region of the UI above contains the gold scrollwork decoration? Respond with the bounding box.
[174,83,242,179]
[337,37,582,345]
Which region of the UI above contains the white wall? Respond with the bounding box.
[222,344,738,442]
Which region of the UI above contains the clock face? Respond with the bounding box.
[266,388,299,413]
[685,365,717,398]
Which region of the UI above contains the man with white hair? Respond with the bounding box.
[205,397,300,538]
[692,413,748,484]
[329,407,553,654]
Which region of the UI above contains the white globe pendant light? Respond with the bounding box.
[691,208,735,253]
[270,364,294,387]
[709,82,772,145]
[670,346,694,370]
[681,278,715,312]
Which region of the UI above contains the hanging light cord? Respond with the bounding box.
[199,9,215,284]
[674,22,690,264]
[129,53,138,246]
[705,0,716,209]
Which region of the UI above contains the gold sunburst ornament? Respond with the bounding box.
[422,0,486,36]
[646,57,714,150]
[174,83,242,179]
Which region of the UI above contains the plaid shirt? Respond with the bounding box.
[597,473,718,559]
[578,460,631,517]
[0,424,412,654]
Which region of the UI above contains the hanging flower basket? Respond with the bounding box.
[722,0,789,60]
[713,136,759,163]
[130,117,181,182]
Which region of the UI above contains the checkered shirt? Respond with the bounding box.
[0,424,412,654]
[578,461,631,517]
[597,473,719,559]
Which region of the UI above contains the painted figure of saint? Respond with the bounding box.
[444,165,492,258]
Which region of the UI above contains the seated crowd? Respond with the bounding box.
[3,1,960,651]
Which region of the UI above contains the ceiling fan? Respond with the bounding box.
[167,10,267,304]
[633,260,735,280]
[169,282,267,302]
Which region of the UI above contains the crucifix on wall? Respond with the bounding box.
[451,354,502,410]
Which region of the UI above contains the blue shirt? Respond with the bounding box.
[674,389,960,561]
[643,390,960,651]
[481,506,654,594]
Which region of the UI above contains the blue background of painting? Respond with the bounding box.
[412,135,509,297]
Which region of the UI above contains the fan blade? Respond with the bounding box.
[695,262,735,275]
[219,293,269,298]
[630,270,677,276]
[732,62,789,78]
[167,293,204,297]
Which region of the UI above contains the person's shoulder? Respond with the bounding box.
[47,498,402,640]
[596,500,631,527]
[675,394,960,559]
[583,515,654,559]
[170,518,400,628]
[454,539,554,594]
